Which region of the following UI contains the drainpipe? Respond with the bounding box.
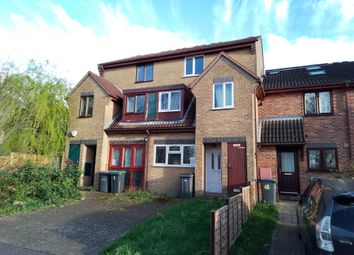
[145,129,151,190]
[345,83,352,160]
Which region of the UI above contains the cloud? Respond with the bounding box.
[0,2,197,86]
[224,0,233,23]
[338,0,354,21]
[275,0,288,22]
[263,0,273,11]
[265,34,354,70]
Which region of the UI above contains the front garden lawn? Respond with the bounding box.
[102,198,224,255]
[231,202,278,255]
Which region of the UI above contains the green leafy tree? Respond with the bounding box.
[0,60,70,156]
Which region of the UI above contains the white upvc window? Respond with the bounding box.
[184,56,204,76]
[158,91,181,112]
[154,144,195,167]
[213,82,234,109]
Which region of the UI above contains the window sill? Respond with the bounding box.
[153,164,195,168]
[307,169,336,173]
[78,116,93,119]
[158,109,181,113]
[304,113,334,117]
[135,80,153,84]
[211,107,235,111]
[182,74,199,78]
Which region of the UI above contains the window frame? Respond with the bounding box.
[304,91,333,116]
[158,90,181,112]
[79,95,94,117]
[307,148,338,172]
[153,144,195,167]
[109,145,145,169]
[184,56,204,76]
[126,95,146,114]
[212,82,234,109]
[136,63,153,82]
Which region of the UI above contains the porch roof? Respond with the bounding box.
[259,117,305,145]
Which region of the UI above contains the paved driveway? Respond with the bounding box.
[0,192,169,255]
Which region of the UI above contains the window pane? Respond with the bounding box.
[160,93,169,110]
[324,150,336,170]
[145,64,153,81]
[211,153,214,169]
[169,146,180,151]
[87,96,93,116]
[185,58,193,75]
[112,148,120,166]
[135,148,143,166]
[170,92,181,110]
[127,96,135,113]
[137,66,144,82]
[136,95,145,113]
[225,83,233,107]
[195,56,204,75]
[309,150,320,169]
[80,97,87,116]
[183,146,195,165]
[218,153,221,169]
[281,152,295,173]
[214,84,223,108]
[123,148,132,167]
[305,93,316,114]
[319,92,331,113]
[156,146,166,164]
[147,93,157,119]
[168,153,181,165]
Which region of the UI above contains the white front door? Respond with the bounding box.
[205,145,222,193]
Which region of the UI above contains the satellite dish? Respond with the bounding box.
[68,130,78,137]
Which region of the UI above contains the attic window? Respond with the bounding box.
[268,71,280,75]
[306,66,321,70]
[308,70,326,76]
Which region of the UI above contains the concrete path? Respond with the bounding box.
[0,192,170,255]
[269,201,305,255]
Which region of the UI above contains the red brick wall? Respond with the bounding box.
[259,92,303,116]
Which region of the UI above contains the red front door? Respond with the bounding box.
[227,142,247,192]
[109,144,145,189]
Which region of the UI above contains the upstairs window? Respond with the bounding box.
[184,56,204,76]
[136,64,153,82]
[80,96,94,117]
[126,95,145,113]
[213,82,234,109]
[308,148,337,171]
[159,91,181,112]
[304,91,332,115]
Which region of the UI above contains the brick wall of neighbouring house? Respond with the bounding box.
[102,48,257,90]
[347,88,354,161]
[107,132,195,196]
[258,88,353,194]
[64,76,118,183]
[192,57,258,195]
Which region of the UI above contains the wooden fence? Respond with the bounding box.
[211,181,257,255]
[0,152,55,169]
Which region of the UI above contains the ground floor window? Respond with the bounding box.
[154,144,195,167]
[109,144,145,188]
[307,148,337,171]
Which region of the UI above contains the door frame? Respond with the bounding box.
[204,144,222,193]
[277,147,300,194]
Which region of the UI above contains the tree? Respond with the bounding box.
[0,60,70,156]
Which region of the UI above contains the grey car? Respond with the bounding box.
[297,178,354,255]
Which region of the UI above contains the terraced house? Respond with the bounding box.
[257,62,354,197]
[64,36,264,196]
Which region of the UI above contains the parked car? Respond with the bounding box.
[297,177,354,255]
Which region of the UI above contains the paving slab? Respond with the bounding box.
[269,201,305,255]
[0,192,170,255]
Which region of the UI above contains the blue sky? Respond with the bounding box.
[1,0,354,85]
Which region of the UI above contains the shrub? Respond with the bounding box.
[0,162,81,215]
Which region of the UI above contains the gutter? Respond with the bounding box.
[345,83,353,160]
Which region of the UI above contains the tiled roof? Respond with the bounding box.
[264,61,354,91]
[99,37,259,69]
[260,117,304,144]
[106,98,195,133]
[88,71,123,99]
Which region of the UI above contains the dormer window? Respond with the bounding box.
[184,56,204,76]
[127,95,145,113]
[159,91,181,112]
[136,64,153,82]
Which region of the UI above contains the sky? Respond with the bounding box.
[1,0,354,85]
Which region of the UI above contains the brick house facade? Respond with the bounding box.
[64,36,264,196]
[257,62,354,196]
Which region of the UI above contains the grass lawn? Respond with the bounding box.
[102,198,224,255]
[230,202,278,255]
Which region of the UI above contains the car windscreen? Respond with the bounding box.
[332,195,354,232]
